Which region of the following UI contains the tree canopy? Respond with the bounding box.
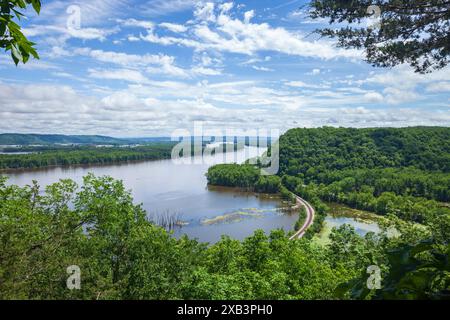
[1,173,448,299]
[309,0,450,73]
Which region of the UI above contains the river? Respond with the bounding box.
[2,146,299,243]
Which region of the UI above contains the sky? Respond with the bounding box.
[0,0,449,137]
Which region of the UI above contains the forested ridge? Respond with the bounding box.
[279,127,450,174]
[277,127,450,226]
[0,133,129,145]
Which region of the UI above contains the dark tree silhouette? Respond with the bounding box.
[309,0,450,73]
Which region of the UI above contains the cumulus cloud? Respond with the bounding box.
[366,64,450,104]
[159,22,188,33]
[24,25,119,41]
[88,68,149,83]
[363,92,384,103]
[130,3,362,60]
[426,82,450,93]
[219,2,234,13]
[252,66,274,72]
[244,10,255,24]
[2,80,448,137]
[285,81,327,90]
[194,2,216,22]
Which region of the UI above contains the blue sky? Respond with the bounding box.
[0,0,449,137]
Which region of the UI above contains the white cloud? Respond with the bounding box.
[135,4,362,60]
[285,81,325,89]
[117,18,154,30]
[194,2,216,22]
[383,87,419,105]
[363,91,384,103]
[252,66,273,72]
[219,2,234,13]
[367,65,450,89]
[244,10,255,24]
[159,22,188,33]
[67,48,220,79]
[24,25,118,41]
[426,82,450,93]
[80,48,173,68]
[88,68,149,83]
[1,81,449,136]
[366,64,450,104]
[190,66,222,76]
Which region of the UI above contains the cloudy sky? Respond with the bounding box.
[1,0,449,137]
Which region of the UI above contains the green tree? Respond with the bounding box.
[309,0,450,73]
[1,0,41,65]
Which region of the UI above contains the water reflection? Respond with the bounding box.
[324,216,380,236]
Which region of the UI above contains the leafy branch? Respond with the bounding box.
[0,0,41,65]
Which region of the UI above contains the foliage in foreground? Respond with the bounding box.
[1,0,41,65]
[1,175,448,300]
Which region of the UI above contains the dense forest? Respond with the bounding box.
[204,127,450,298]
[277,127,449,224]
[279,127,450,173]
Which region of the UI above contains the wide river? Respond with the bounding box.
[2,147,300,243]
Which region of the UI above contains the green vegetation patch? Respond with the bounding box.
[201,211,263,225]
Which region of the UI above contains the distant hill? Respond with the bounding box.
[0,134,129,145]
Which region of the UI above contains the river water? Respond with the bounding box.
[2,147,299,243]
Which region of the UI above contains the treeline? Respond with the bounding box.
[0,175,350,299]
[0,143,176,169]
